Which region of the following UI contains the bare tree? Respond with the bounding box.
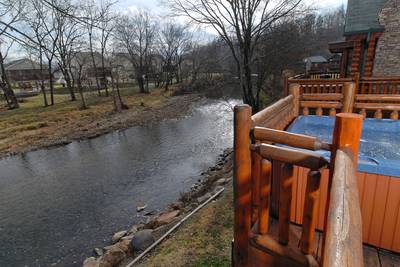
[82,0,103,96]
[70,51,89,109]
[0,0,26,109]
[23,0,51,107]
[157,22,190,90]
[98,0,116,96]
[114,10,155,94]
[169,0,304,111]
[51,0,83,101]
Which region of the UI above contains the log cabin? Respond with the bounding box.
[233,1,400,266]
[329,0,400,78]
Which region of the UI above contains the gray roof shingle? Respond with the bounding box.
[345,0,387,35]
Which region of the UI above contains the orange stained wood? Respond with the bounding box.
[258,159,271,235]
[289,167,400,253]
[233,105,252,266]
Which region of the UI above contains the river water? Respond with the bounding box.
[0,99,237,267]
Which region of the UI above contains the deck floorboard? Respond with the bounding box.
[265,220,400,266]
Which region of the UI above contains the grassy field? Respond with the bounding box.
[139,184,233,267]
[0,85,187,157]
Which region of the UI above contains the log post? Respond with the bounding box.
[258,159,272,235]
[329,108,336,117]
[233,105,252,267]
[300,170,321,255]
[391,111,399,120]
[251,151,262,225]
[289,83,300,117]
[374,109,382,119]
[342,82,356,113]
[322,113,363,265]
[278,163,294,245]
[316,107,323,116]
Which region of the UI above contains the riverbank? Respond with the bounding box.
[0,88,199,159]
[82,149,234,267]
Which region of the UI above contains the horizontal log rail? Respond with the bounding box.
[252,127,331,151]
[252,95,294,129]
[322,149,364,267]
[355,94,400,102]
[300,101,342,109]
[302,93,343,101]
[251,143,329,170]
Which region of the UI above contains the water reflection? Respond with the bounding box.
[0,99,238,267]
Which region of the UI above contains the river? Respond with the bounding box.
[0,98,237,267]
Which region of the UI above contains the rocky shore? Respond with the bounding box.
[82,148,233,267]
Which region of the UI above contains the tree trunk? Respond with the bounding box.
[89,32,102,97]
[0,51,18,109]
[137,75,145,93]
[39,50,48,107]
[48,61,54,105]
[64,70,76,101]
[110,72,119,112]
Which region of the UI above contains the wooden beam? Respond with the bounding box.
[253,127,331,151]
[233,105,252,267]
[252,144,329,170]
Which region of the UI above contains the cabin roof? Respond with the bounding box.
[304,56,327,63]
[4,58,45,71]
[344,0,386,35]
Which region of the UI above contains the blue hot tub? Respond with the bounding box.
[287,116,400,177]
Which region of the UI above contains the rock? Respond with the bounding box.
[136,204,147,212]
[128,224,143,235]
[99,246,126,267]
[111,230,127,244]
[129,229,155,252]
[170,201,184,210]
[94,247,103,256]
[155,210,180,226]
[216,178,228,186]
[197,193,212,204]
[103,245,114,251]
[144,210,157,216]
[83,257,99,267]
[152,224,169,240]
[116,239,131,253]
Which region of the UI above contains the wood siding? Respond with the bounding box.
[289,166,400,252]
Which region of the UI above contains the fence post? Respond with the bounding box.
[322,113,363,265]
[233,105,252,267]
[289,83,300,117]
[342,82,356,113]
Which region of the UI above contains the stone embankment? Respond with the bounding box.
[83,148,233,267]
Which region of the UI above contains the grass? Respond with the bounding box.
[0,85,176,157]
[139,184,233,267]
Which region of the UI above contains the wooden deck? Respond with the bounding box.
[265,218,400,267]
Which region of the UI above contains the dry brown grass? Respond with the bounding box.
[0,86,193,158]
[137,184,233,267]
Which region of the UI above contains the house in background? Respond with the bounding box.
[329,0,400,77]
[4,58,50,90]
[303,55,342,79]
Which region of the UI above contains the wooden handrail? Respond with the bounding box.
[322,149,364,267]
[252,95,294,128]
[253,127,331,151]
[251,143,329,170]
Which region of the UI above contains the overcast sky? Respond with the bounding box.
[115,0,348,14]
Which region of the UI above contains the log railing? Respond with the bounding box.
[322,149,364,267]
[287,76,400,119]
[233,91,364,267]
